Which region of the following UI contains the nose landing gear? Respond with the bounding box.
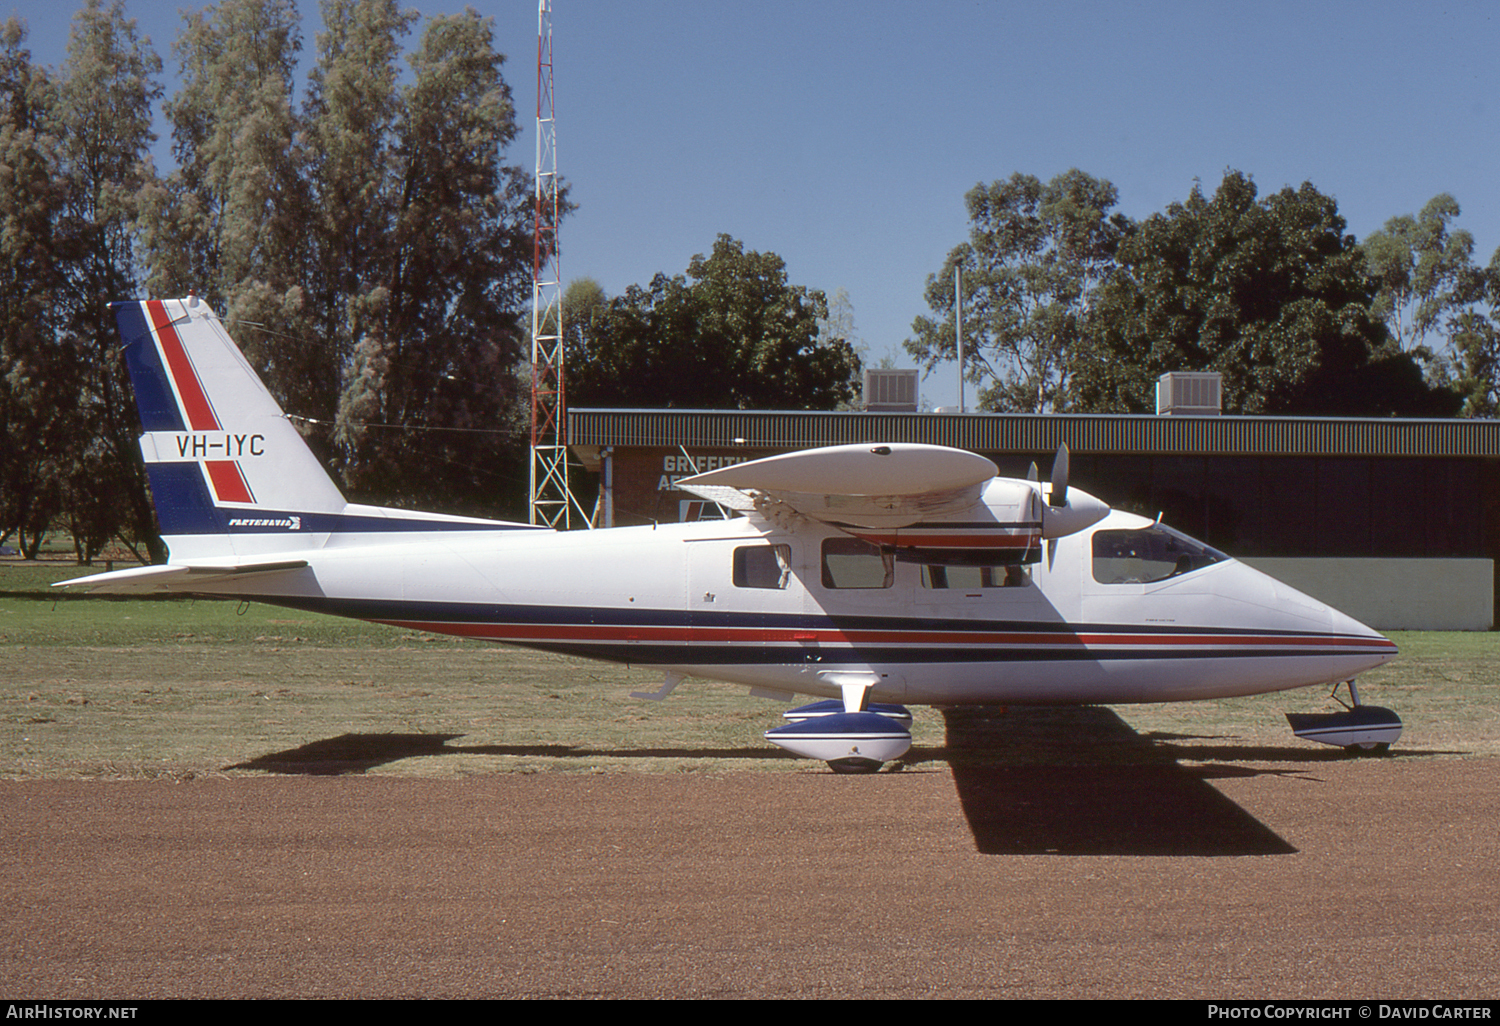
[1286,680,1402,755]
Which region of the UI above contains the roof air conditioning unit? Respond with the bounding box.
[863,369,919,412]
[1156,372,1222,416]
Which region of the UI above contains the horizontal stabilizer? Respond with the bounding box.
[53,559,310,595]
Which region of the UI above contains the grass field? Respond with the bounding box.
[4,558,1499,778]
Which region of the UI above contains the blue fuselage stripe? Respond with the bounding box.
[255,596,1388,667]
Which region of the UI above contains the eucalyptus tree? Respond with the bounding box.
[1362,194,1482,359]
[55,0,165,561]
[329,8,536,514]
[566,235,860,411]
[0,19,73,557]
[1073,171,1454,416]
[1443,249,1500,417]
[135,0,323,433]
[140,0,305,302]
[302,0,414,431]
[905,170,1129,412]
[131,2,538,516]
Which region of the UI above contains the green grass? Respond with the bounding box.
[1120,630,1500,758]
[2,565,803,778]
[4,558,1499,778]
[3,559,465,647]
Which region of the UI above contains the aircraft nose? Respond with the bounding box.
[1240,563,1400,671]
[1329,604,1399,664]
[1042,486,1110,539]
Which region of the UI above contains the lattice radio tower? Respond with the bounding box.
[529,0,586,527]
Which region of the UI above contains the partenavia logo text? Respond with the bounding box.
[228,516,302,530]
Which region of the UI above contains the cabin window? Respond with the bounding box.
[733,545,792,590]
[1092,525,1227,585]
[922,564,1030,589]
[821,538,894,589]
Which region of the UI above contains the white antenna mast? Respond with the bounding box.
[955,264,965,413]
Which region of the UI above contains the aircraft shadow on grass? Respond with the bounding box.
[219,703,1419,857]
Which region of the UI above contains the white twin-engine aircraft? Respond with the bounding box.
[59,297,1404,772]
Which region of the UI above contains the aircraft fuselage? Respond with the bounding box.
[195,508,1395,708]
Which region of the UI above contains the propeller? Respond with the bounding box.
[1034,442,1107,549]
[1047,444,1069,507]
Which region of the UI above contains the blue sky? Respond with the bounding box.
[10,0,1500,409]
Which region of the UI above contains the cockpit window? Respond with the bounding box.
[1092,525,1227,585]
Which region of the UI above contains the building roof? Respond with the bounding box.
[569,409,1500,458]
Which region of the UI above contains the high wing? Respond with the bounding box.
[677,442,1109,564]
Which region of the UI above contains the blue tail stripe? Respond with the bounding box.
[146,459,543,536]
[146,463,222,535]
[112,302,185,433]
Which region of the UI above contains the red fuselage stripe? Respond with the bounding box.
[851,532,1036,548]
[368,619,1397,651]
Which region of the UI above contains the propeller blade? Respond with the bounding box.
[1026,461,1039,482]
[1048,445,1069,506]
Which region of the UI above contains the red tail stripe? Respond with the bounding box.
[147,300,220,431]
[205,460,254,504]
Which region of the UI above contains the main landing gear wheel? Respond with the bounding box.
[826,757,884,774]
[1346,741,1391,757]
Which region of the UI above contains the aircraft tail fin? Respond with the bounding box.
[114,297,347,555]
[112,297,540,563]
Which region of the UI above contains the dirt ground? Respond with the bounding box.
[3,729,1499,999]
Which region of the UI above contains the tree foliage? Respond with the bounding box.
[1359,193,1500,416]
[1072,171,1455,416]
[1442,249,1500,416]
[326,5,535,513]
[1362,194,1480,357]
[0,0,543,559]
[567,235,860,410]
[906,170,1128,412]
[133,0,537,516]
[912,170,1468,417]
[0,19,72,558]
[141,0,304,309]
[57,0,165,562]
